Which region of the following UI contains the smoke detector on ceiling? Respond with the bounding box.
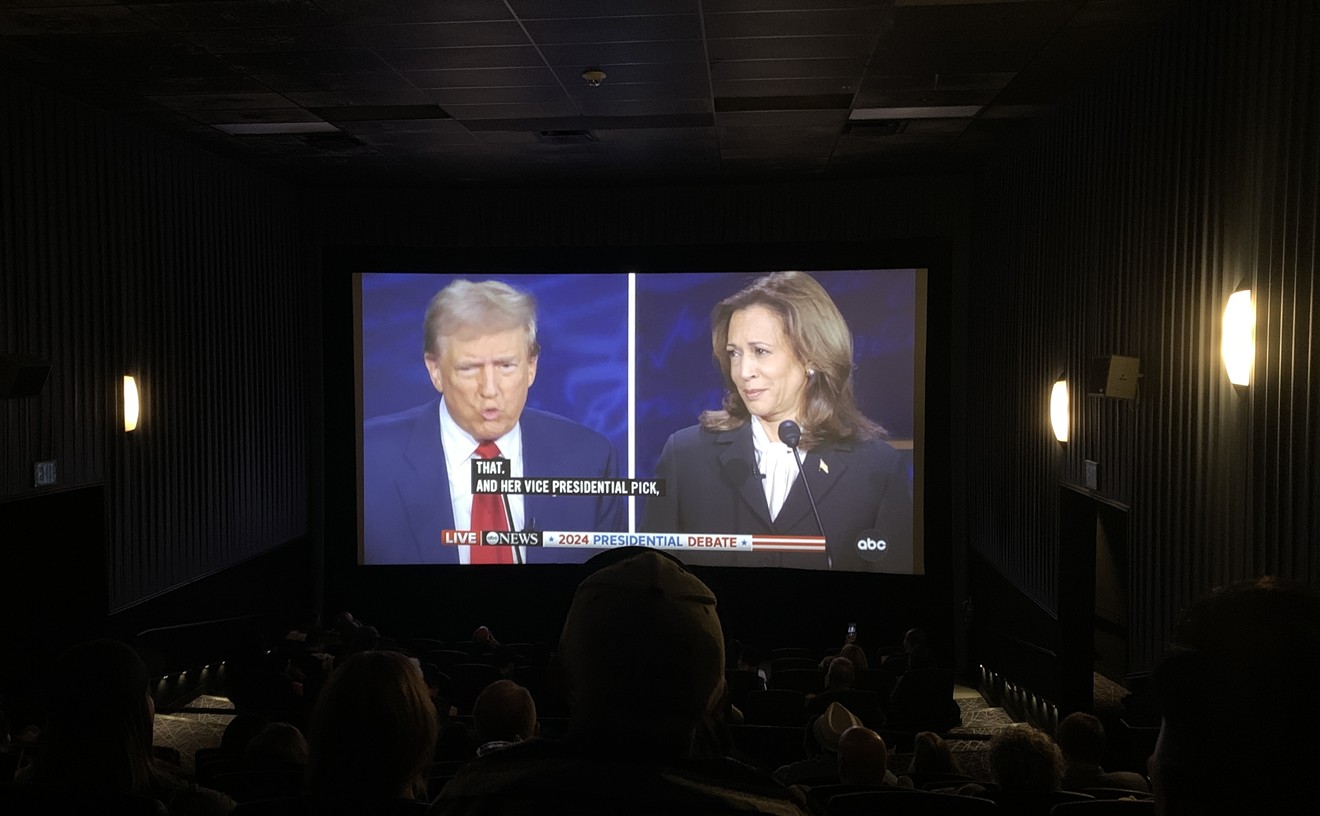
[581,68,607,87]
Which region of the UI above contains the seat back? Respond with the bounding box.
[888,668,960,731]
[772,668,824,694]
[827,789,1000,816]
[771,656,820,674]
[1050,800,1155,816]
[742,688,807,726]
[771,647,816,661]
[0,783,170,816]
[983,788,1093,816]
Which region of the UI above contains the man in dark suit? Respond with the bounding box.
[362,279,623,565]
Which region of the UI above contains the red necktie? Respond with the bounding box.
[469,441,513,564]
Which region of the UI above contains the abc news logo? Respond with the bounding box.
[854,529,888,562]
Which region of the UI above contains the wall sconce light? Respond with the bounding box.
[1222,286,1254,386]
[1050,378,1069,443]
[123,375,140,432]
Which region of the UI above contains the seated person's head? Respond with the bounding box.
[1152,577,1320,816]
[1056,712,1106,766]
[988,726,1064,792]
[737,645,764,673]
[902,628,927,653]
[244,721,309,770]
[909,731,960,775]
[29,639,155,791]
[837,726,888,786]
[825,656,855,690]
[473,680,538,746]
[839,643,868,672]
[307,650,438,801]
[907,644,936,670]
[222,712,271,755]
[558,549,724,754]
[811,703,863,756]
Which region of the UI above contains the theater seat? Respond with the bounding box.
[886,668,961,732]
[826,788,1000,816]
[230,795,430,816]
[1049,801,1154,815]
[0,784,169,816]
[742,689,807,726]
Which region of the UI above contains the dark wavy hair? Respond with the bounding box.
[26,640,156,792]
[699,271,884,449]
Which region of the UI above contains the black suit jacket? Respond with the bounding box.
[362,399,624,564]
[640,423,913,572]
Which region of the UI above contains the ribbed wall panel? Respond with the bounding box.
[968,0,1318,673]
[1,73,311,610]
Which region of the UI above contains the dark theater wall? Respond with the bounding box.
[967,0,1318,680]
[1,73,312,612]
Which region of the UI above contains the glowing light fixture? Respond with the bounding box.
[1222,287,1255,386]
[123,375,140,432]
[1050,379,1069,443]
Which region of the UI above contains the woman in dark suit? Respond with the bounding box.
[641,271,912,572]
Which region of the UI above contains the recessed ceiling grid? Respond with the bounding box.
[0,0,1181,185]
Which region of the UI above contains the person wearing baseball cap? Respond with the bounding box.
[434,548,809,815]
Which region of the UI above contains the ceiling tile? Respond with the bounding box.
[712,77,858,98]
[707,34,874,62]
[404,65,562,90]
[508,0,699,19]
[553,61,707,86]
[314,0,513,24]
[427,85,564,106]
[565,80,710,103]
[224,48,394,74]
[282,87,432,107]
[537,39,706,67]
[251,70,416,93]
[348,20,531,49]
[522,15,702,45]
[179,26,360,54]
[146,91,294,110]
[0,5,156,34]
[710,57,866,82]
[127,1,333,31]
[375,45,545,72]
[186,106,324,125]
[578,96,710,117]
[703,8,888,39]
[440,101,581,121]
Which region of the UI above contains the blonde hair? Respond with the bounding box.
[700,271,883,448]
[423,279,539,359]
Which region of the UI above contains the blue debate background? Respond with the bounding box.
[633,270,917,488]
[360,272,630,462]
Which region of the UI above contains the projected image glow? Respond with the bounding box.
[357,269,922,574]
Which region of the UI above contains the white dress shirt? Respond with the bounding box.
[438,398,526,564]
[751,417,800,522]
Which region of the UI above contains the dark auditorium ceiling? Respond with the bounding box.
[0,0,1178,187]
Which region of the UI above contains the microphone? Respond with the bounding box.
[778,420,831,569]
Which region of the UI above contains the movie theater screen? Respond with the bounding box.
[357,270,924,574]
